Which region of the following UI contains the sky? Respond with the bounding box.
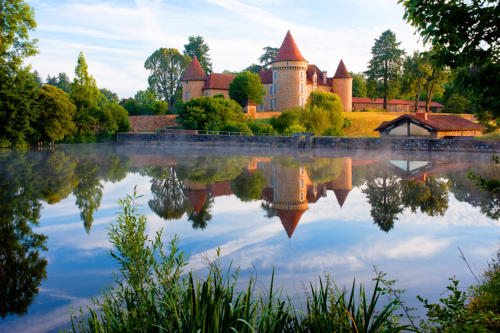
[26,0,426,98]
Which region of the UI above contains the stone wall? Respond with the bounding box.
[117,131,500,153]
[128,115,179,132]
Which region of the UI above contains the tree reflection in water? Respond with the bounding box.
[148,166,188,220]
[363,175,403,232]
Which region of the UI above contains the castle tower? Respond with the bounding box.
[182,56,207,102]
[331,60,353,112]
[271,31,308,112]
[329,158,352,207]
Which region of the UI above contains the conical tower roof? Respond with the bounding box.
[333,59,351,79]
[184,189,208,213]
[183,56,207,81]
[333,189,351,207]
[274,30,306,62]
[276,209,306,238]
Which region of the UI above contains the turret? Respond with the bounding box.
[182,56,207,102]
[332,60,353,112]
[271,31,308,112]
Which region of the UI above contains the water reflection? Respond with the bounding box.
[0,146,498,323]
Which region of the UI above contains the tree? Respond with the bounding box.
[228,71,265,106]
[231,170,266,202]
[148,166,188,220]
[351,72,367,97]
[0,0,38,66]
[400,52,431,111]
[34,85,76,144]
[183,35,212,74]
[304,91,344,135]
[177,96,245,131]
[99,101,130,134]
[399,0,500,119]
[401,177,450,216]
[244,64,262,74]
[70,52,102,135]
[259,46,279,69]
[365,30,405,110]
[145,48,190,109]
[422,52,449,112]
[133,89,168,115]
[445,93,471,114]
[100,88,119,102]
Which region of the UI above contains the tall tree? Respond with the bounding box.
[70,52,102,135]
[399,0,500,119]
[363,175,403,232]
[365,30,405,110]
[259,46,279,69]
[228,71,265,106]
[145,48,190,109]
[401,51,431,111]
[148,166,188,220]
[34,85,76,144]
[422,52,449,112]
[183,35,212,74]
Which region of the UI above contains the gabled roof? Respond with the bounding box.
[333,60,351,79]
[375,114,487,132]
[276,209,305,238]
[183,56,207,81]
[202,73,235,90]
[259,69,273,84]
[352,97,445,108]
[274,30,306,62]
[306,64,330,86]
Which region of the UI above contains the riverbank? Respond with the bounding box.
[116,131,500,153]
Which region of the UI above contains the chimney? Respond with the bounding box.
[416,110,428,120]
[322,71,327,85]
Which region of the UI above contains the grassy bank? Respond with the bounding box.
[71,189,500,332]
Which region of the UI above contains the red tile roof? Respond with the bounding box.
[259,69,272,84]
[184,190,208,213]
[375,114,487,132]
[202,73,235,90]
[333,60,351,79]
[183,56,207,81]
[276,209,305,238]
[352,97,445,108]
[274,30,306,62]
[306,64,330,86]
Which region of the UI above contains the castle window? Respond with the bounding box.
[259,104,264,111]
[185,91,190,99]
[274,190,278,201]
[300,178,304,189]
[300,97,304,106]
[300,192,304,201]
[269,85,273,95]
[300,83,304,93]
[300,167,304,174]
[274,98,277,109]
[273,71,277,81]
[300,70,304,79]
[270,100,273,110]
[273,83,277,95]
[313,73,317,84]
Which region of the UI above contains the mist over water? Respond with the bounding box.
[0,144,498,332]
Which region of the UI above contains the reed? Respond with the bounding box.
[70,188,408,332]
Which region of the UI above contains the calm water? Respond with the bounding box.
[0,145,498,332]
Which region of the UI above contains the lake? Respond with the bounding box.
[0,144,498,332]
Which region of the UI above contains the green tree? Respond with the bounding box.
[99,101,130,134]
[145,48,190,109]
[177,96,245,131]
[34,85,76,144]
[183,35,212,74]
[259,46,279,69]
[244,64,263,74]
[70,52,102,135]
[365,30,405,110]
[46,72,72,93]
[401,177,450,216]
[445,93,471,114]
[228,71,265,106]
[351,72,367,97]
[0,0,38,66]
[400,52,431,111]
[148,166,188,220]
[231,170,266,202]
[100,88,119,102]
[422,52,449,112]
[304,91,344,135]
[134,89,168,115]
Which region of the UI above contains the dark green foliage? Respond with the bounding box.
[248,120,277,135]
[365,30,405,110]
[231,170,267,201]
[351,72,368,97]
[270,107,302,133]
[259,46,279,69]
[148,166,188,220]
[363,175,403,232]
[228,71,265,106]
[183,35,212,74]
[46,72,71,93]
[445,93,471,114]
[177,96,246,131]
[220,120,252,133]
[244,63,263,74]
[401,177,450,217]
[122,89,169,115]
[100,88,119,102]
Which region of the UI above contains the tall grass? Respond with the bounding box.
[70,188,409,332]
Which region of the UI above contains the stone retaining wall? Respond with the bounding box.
[116,132,499,153]
[128,115,178,132]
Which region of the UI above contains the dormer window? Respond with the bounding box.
[313,72,317,84]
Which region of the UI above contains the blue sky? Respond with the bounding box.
[27,0,425,98]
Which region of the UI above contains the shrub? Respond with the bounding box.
[445,93,471,114]
[248,121,276,135]
[270,107,302,133]
[228,71,265,106]
[220,120,252,134]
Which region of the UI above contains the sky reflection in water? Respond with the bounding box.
[0,145,498,332]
